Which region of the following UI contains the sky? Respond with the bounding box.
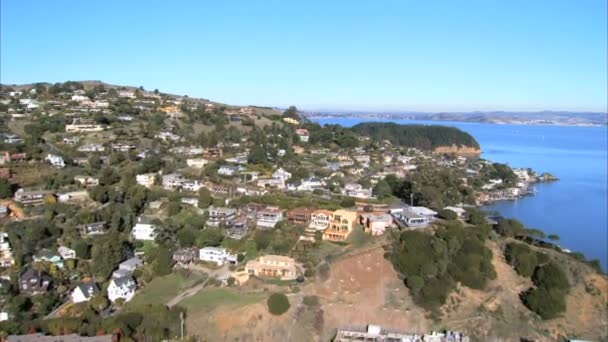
[1,1,606,112]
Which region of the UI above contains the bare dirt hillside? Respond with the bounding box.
[185,243,608,341]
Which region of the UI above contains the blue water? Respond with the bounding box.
[313,117,608,269]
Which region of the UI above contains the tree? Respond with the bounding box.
[152,246,173,276]
[267,293,290,315]
[72,240,91,259]
[89,295,109,312]
[340,196,355,208]
[197,188,212,209]
[372,179,392,199]
[438,209,458,220]
[0,179,13,198]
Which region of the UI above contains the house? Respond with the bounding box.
[236,185,268,197]
[119,256,143,274]
[287,177,324,192]
[181,179,202,192]
[19,269,51,295]
[0,233,15,267]
[256,207,283,228]
[162,173,185,190]
[181,197,198,206]
[272,168,292,183]
[256,177,285,189]
[334,325,469,342]
[359,213,393,235]
[287,208,312,225]
[295,128,310,142]
[77,144,105,152]
[33,248,64,268]
[65,118,104,133]
[74,175,99,187]
[323,210,358,242]
[46,154,66,168]
[57,246,76,259]
[14,189,52,205]
[395,208,428,228]
[136,173,156,188]
[80,221,108,236]
[112,143,136,152]
[207,206,237,227]
[107,276,137,303]
[186,158,209,169]
[71,283,100,303]
[218,165,242,176]
[342,183,373,199]
[309,209,332,231]
[226,217,248,239]
[245,255,297,280]
[118,90,135,98]
[131,216,157,241]
[409,206,438,221]
[173,247,198,265]
[199,247,230,266]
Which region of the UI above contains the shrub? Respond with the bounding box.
[267,293,290,315]
[438,209,458,220]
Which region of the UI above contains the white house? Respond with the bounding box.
[186,158,209,169]
[46,154,66,168]
[136,173,156,188]
[131,217,157,241]
[256,207,283,228]
[342,183,373,199]
[71,283,100,303]
[218,165,241,176]
[199,247,230,266]
[57,246,76,259]
[108,276,137,303]
[309,210,332,231]
[272,168,292,182]
[119,256,143,274]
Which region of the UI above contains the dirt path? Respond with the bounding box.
[165,264,230,308]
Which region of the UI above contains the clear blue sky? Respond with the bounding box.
[1,1,606,112]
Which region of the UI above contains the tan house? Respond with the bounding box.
[323,209,358,242]
[245,255,297,280]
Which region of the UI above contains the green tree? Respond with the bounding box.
[0,179,13,198]
[372,179,392,199]
[197,188,212,209]
[267,293,290,315]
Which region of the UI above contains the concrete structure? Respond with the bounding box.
[359,213,393,235]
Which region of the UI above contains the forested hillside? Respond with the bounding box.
[351,122,480,150]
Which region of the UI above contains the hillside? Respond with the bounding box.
[350,122,481,152]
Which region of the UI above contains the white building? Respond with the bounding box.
[186,158,209,169]
[218,165,241,176]
[71,283,100,303]
[272,168,292,182]
[77,144,105,152]
[108,276,137,303]
[46,154,66,168]
[342,183,373,199]
[309,210,332,231]
[57,246,76,259]
[199,247,230,266]
[131,217,157,241]
[256,207,283,228]
[136,173,156,188]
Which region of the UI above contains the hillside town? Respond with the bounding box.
[0,82,600,341]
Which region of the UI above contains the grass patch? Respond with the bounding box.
[180,288,265,313]
[124,271,207,310]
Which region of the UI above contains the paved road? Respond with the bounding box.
[165,264,231,308]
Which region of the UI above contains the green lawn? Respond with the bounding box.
[180,288,265,313]
[124,271,207,310]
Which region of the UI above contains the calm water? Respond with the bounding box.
[313,117,608,269]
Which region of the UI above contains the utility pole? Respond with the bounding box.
[410,193,414,206]
[180,311,184,340]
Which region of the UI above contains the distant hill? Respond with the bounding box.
[350,122,480,152]
[305,111,608,127]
